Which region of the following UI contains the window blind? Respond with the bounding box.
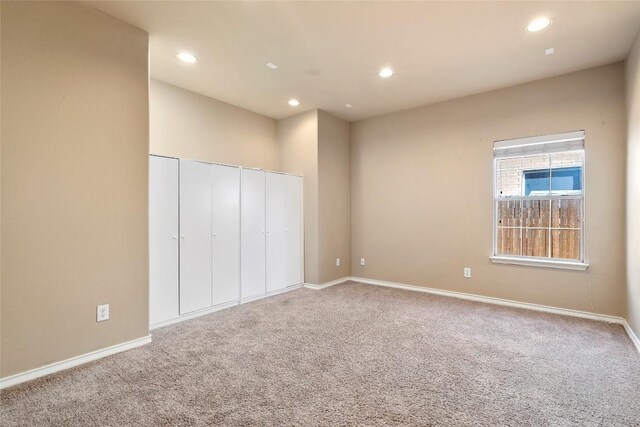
[494,130,584,158]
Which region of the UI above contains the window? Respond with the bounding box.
[523,167,582,196]
[492,131,587,268]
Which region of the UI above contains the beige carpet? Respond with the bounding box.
[2,281,639,426]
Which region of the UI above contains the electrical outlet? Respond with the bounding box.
[464,268,471,278]
[97,304,110,322]
[360,258,366,266]
[336,258,340,267]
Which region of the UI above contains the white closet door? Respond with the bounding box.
[179,159,212,314]
[241,169,266,299]
[149,156,179,325]
[211,164,240,306]
[285,175,304,286]
[266,173,288,292]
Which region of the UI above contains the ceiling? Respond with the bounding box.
[87,1,640,121]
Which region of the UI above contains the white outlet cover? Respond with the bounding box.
[360,258,366,266]
[336,258,341,267]
[97,304,110,322]
[464,268,471,278]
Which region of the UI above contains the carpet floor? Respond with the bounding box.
[1,281,639,426]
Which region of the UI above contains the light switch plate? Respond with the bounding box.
[464,268,471,278]
[336,258,340,267]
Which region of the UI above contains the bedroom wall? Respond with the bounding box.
[1,1,149,377]
[278,110,320,284]
[278,110,351,285]
[625,30,640,336]
[350,63,627,316]
[318,111,351,284]
[150,79,278,170]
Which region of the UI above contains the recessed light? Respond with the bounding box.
[288,99,300,107]
[177,52,197,63]
[545,47,555,55]
[345,104,353,109]
[527,17,552,32]
[266,62,279,70]
[378,67,394,78]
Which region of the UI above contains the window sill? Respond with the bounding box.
[490,256,589,271]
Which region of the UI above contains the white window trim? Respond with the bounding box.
[490,255,589,270]
[491,131,587,270]
[493,130,584,151]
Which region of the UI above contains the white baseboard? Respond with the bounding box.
[345,276,639,354]
[151,300,239,330]
[350,276,624,324]
[304,276,353,290]
[241,283,303,304]
[0,335,152,390]
[623,320,640,354]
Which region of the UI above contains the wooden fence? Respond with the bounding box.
[496,198,581,260]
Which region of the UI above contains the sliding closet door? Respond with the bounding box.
[179,159,212,314]
[266,173,288,292]
[241,169,266,299]
[149,156,179,325]
[211,164,240,306]
[285,175,304,286]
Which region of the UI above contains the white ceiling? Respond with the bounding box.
[87,1,640,121]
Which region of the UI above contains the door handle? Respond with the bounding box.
[172,236,177,240]
[180,235,185,239]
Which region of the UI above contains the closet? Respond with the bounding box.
[211,164,241,306]
[149,155,304,327]
[149,156,179,325]
[265,172,288,293]
[179,159,213,314]
[285,176,304,287]
[240,168,267,300]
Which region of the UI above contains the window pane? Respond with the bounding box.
[551,230,581,260]
[497,200,521,227]
[494,148,584,262]
[496,157,522,197]
[550,152,583,196]
[522,155,550,196]
[551,199,581,229]
[523,199,550,228]
[522,228,549,258]
[496,227,521,256]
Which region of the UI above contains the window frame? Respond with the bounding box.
[490,147,589,271]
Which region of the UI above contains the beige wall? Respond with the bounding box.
[318,111,351,283]
[626,31,640,335]
[277,109,351,285]
[150,80,278,170]
[278,110,320,284]
[1,2,149,377]
[351,63,627,317]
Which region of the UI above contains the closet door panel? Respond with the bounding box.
[149,156,179,325]
[241,169,266,299]
[179,159,212,314]
[266,173,288,292]
[211,164,240,305]
[285,175,304,286]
